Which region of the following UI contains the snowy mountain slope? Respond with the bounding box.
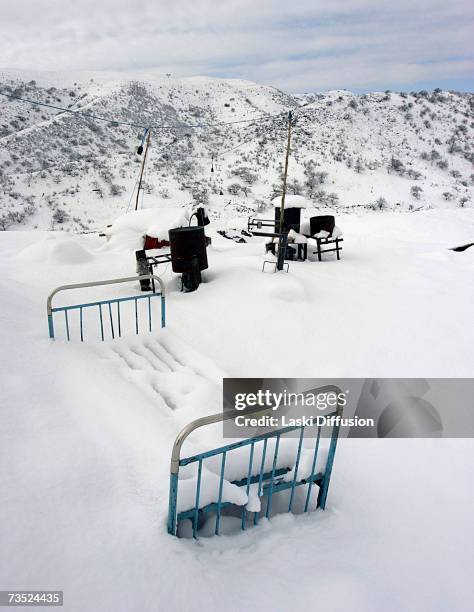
[0,70,472,232]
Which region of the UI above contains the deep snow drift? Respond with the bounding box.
[1,208,473,611]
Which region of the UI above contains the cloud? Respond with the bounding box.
[0,0,472,92]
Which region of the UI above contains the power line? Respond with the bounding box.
[125,173,141,214]
[163,111,289,130]
[217,119,286,157]
[165,114,287,161]
[0,90,292,131]
[1,88,301,208]
[0,90,146,129]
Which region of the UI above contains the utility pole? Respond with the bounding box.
[279,110,293,233]
[135,129,151,211]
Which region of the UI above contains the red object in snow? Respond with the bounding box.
[143,235,170,250]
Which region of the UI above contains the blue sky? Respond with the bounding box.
[0,0,472,93]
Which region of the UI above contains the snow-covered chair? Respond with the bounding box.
[306,215,343,261]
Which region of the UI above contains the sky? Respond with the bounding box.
[0,0,472,93]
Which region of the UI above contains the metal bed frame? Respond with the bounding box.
[168,386,343,538]
[46,274,165,341]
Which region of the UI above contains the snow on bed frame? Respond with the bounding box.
[168,387,342,539]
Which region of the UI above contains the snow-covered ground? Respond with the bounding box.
[1,208,473,611]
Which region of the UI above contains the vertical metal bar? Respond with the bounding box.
[241,442,255,530]
[135,298,139,335]
[254,438,268,526]
[117,301,121,338]
[79,307,84,342]
[167,472,179,535]
[108,302,115,339]
[304,426,321,513]
[148,296,152,332]
[64,310,70,342]
[277,234,288,271]
[99,303,104,341]
[265,434,281,519]
[161,295,166,328]
[317,418,341,510]
[48,314,55,339]
[278,110,293,233]
[288,426,305,512]
[192,459,203,539]
[215,452,227,535]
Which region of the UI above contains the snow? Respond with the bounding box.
[1,207,473,611]
[15,235,93,264]
[272,194,309,209]
[105,205,211,251]
[48,239,94,265]
[246,484,262,513]
[283,447,329,483]
[176,465,248,513]
[196,437,317,485]
[287,229,307,243]
[106,207,188,250]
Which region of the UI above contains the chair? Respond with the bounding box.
[274,206,302,233]
[310,215,335,236]
[306,215,343,261]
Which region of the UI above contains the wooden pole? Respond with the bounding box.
[135,129,151,211]
[279,111,293,233]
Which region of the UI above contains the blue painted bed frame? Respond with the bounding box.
[46,274,165,341]
[168,389,342,538]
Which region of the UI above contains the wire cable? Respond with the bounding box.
[0,90,146,128]
[163,113,287,161]
[0,90,293,131]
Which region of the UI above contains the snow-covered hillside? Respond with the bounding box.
[0,70,472,232]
